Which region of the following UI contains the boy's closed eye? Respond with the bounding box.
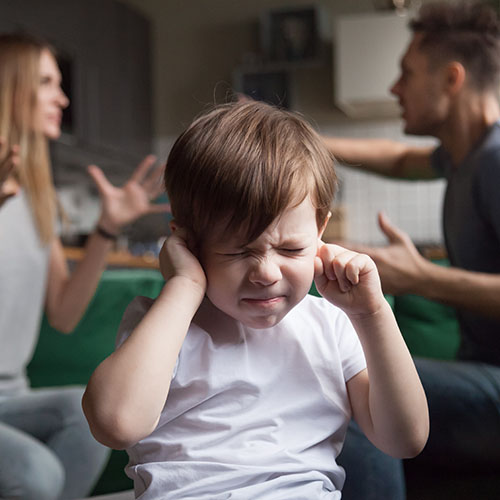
[281,247,305,254]
[220,250,249,258]
[219,247,306,258]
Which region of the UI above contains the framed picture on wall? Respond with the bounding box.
[261,6,319,63]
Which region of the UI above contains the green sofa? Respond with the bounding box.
[27,265,470,497]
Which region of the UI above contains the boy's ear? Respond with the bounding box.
[318,212,331,240]
[169,221,201,258]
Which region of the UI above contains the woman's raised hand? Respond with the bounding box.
[87,154,170,234]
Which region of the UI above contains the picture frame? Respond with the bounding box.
[261,6,319,64]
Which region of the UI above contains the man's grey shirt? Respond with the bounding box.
[432,122,500,366]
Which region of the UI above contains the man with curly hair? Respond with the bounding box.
[324,1,500,498]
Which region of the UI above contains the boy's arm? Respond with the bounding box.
[321,136,436,180]
[315,244,429,458]
[346,304,428,458]
[82,231,206,450]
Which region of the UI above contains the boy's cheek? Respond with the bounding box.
[292,254,319,282]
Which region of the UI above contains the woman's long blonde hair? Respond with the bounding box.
[0,34,57,244]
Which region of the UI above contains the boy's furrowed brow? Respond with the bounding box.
[212,238,246,252]
[252,233,315,249]
[212,228,315,250]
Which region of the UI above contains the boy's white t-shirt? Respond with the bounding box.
[117,293,366,500]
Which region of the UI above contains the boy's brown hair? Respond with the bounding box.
[165,100,337,249]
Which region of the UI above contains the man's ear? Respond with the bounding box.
[445,61,466,96]
[169,220,177,233]
[318,212,331,240]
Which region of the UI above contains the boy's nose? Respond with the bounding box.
[248,257,282,286]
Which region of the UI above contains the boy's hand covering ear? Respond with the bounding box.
[159,228,207,296]
[314,241,385,318]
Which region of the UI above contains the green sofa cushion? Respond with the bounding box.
[393,259,460,361]
[28,269,164,387]
[394,293,460,360]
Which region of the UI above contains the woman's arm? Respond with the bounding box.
[44,233,113,332]
[44,155,169,332]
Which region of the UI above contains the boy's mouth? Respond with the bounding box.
[241,296,285,307]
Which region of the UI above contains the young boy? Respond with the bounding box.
[83,100,428,499]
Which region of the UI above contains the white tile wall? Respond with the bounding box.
[322,119,445,246]
[336,165,445,245]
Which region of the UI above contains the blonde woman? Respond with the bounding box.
[0,34,167,499]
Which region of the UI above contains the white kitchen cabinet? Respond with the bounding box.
[334,11,411,118]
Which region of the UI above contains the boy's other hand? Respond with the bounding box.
[160,228,207,296]
[314,242,385,318]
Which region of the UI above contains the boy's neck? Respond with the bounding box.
[193,297,244,344]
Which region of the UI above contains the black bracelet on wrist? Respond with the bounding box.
[96,225,118,241]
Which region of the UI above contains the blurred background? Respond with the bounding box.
[2,0,477,256]
[6,2,496,497]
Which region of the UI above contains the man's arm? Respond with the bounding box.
[350,212,500,320]
[415,259,500,318]
[378,251,500,318]
[322,136,436,180]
